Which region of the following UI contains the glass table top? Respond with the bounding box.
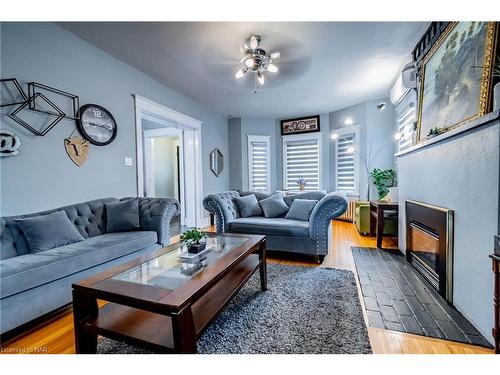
[112,235,249,290]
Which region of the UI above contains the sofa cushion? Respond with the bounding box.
[105,198,140,233]
[234,194,263,218]
[0,231,157,298]
[14,211,85,253]
[285,199,318,221]
[259,195,289,218]
[228,217,309,237]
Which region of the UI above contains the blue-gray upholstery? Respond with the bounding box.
[203,190,347,256]
[0,197,179,334]
[229,217,309,237]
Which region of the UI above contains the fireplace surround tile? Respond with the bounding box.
[352,247,492,347]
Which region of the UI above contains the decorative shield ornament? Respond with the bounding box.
[65,136,89,166]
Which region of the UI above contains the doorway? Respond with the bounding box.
[134,95,204,228]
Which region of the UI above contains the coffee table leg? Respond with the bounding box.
[259,240,267,291]
[171,305,196,353]
[72,289,98,354]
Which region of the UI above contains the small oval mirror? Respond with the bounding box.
[210,148,224,177]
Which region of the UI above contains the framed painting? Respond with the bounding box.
[416,21,497,142]
[281,115,320,136]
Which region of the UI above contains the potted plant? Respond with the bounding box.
[370,168,396,200]
[180,229,207,254]
[296,178,306,191]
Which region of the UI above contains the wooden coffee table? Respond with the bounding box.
[72,233,266,353]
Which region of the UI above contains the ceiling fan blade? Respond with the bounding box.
[270,52,281,59]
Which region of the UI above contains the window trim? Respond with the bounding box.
[282,132,322,191]
[247,135,271,193]
[334,125,360,195]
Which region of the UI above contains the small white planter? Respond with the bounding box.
[494,82,500,112]
[389,187,398,203]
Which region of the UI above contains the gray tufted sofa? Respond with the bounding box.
[0,197,179,335]
[203,191,347,260]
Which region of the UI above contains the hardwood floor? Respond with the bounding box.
[0,221,493,354]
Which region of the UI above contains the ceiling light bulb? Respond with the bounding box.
[268,63,278,73]
[330,133,339,140]
[393,132,402,141]
[245,58,255,68]
[235,69,245,79]
[250,36,259,49]
[257,73,265,85]
[270,52,281,59]
[344,117,353,125]
[347,145,356,154]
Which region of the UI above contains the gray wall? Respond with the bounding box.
[228,117,242,191]
[329,99,395,199]
[0,22,229,216]
[396,119,499,343]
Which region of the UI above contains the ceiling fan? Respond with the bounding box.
[234,35,280,87]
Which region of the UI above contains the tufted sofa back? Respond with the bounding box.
[1,198,118,260]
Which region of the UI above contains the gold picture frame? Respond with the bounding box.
[416,22,497,143]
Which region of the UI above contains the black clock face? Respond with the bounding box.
[77,104,117,146]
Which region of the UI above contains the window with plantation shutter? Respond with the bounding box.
[395,91,417,152]
[247,135,271,192]
[282,134,321,191]
[335,134,356,193]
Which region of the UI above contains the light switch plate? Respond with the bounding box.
[124,157,133,166]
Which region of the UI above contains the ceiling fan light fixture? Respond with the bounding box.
[235,35,278,88]
[249,35,260,49]
[257,72,265,85]
[235,68,246,79]
[245,58,255,68]
[268,63,278,73]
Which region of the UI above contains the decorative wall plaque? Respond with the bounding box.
[280,115,320,136]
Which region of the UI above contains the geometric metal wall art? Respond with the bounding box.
[28,81,80,120]
[0,78,29,108]
[8,92,65,136]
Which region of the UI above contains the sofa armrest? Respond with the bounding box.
[308,193,348,255]
[203,191,241,233]
[133,197,180,246]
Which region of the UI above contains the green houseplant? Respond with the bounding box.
[370,168,396,200]
[180,229,207,254]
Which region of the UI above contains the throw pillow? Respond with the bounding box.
[259,194,289,218]
[15,210,85,253]
[285,199,318,221]
[234,194,262,217]
[105,198,140,233]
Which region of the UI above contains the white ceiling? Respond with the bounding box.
[59,22,428,119]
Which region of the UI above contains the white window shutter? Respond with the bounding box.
[335,134,356,193]
[248,135,271,192]
[283,136,321,191]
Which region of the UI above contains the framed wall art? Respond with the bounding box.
[280,115,320,136]
[416,21,498,142]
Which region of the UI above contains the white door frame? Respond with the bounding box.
[134,95,204,228]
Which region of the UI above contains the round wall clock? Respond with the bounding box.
[77,104,117,146]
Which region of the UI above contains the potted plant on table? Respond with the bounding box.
[370,168,397,201]
[180,229,207,254]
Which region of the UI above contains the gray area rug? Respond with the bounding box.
[352,247,491,347]
[97,264,372,354]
